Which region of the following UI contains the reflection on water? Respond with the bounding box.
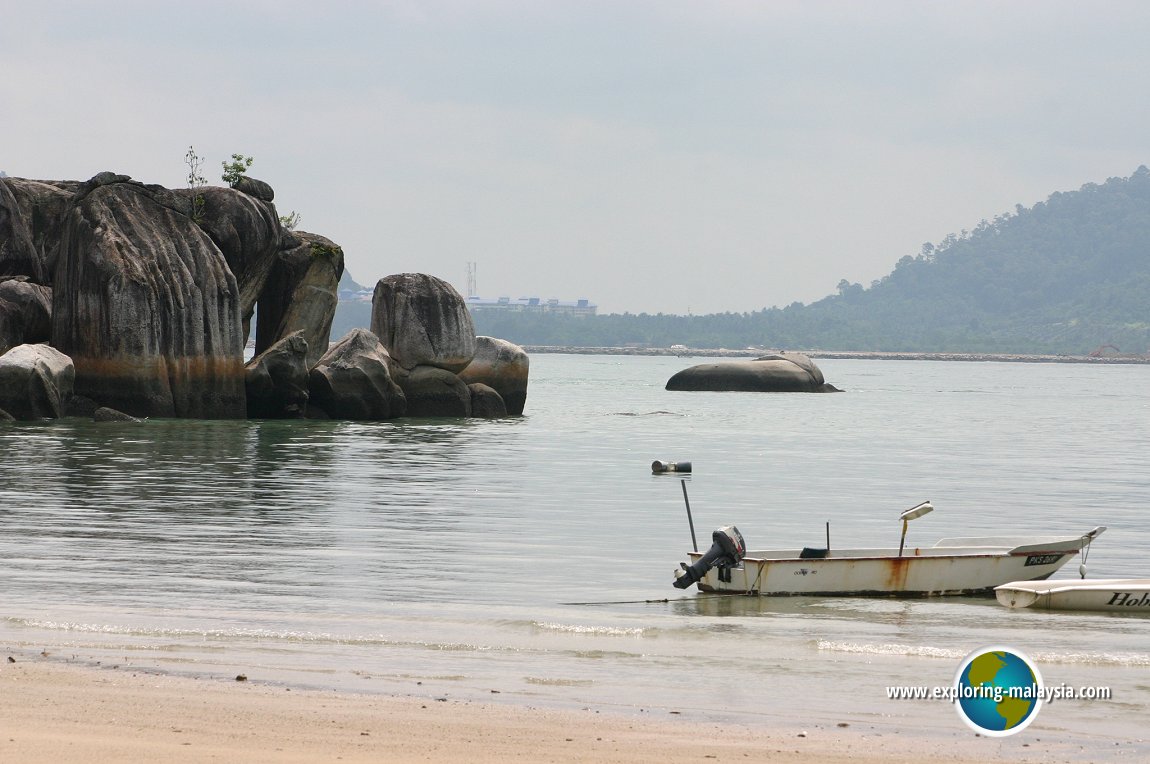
[1,357,1148,749]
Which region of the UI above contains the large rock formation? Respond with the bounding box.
[245,331,310,419]
[0,277,52,356]
[370,273,476,372]
[178,182,287,342]
[0,343,75,419]
[52,174,246,418]
[458,336,529,415]
[0,177,80,284]
[308,329,406,420]
[256,232,343,369]
[1,170,517,422]
[666,353,840,392]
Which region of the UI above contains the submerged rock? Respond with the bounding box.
[666,353,840,393]
[93,406,143,423]
[0,343,75,419]
[65,394,100,418]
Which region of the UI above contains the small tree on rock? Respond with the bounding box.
[221,153,253,187]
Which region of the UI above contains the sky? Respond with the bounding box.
[4,1,1150,315]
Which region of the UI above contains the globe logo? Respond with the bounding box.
[954,646,1043,736]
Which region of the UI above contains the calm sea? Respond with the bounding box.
[2,356,1148,749]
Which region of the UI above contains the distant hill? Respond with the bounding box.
[467,167,1150,355]
[330,269,372,339]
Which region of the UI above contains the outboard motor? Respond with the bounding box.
[673,525,746,589]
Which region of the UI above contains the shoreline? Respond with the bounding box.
[0,655,1110,763]
[522,346,1150,364]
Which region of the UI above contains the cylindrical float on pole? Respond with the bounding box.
[651,460,692,474]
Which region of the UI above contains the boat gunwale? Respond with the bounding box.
[688,548,1081,564]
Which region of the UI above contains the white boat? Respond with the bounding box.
[671,501,1107,597]
[995,579,1150,611]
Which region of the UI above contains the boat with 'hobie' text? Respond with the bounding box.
[995,579,1150,612]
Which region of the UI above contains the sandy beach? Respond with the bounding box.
[0,653,1109,764]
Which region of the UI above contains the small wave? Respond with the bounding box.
[609,410,683,417]
[816,640,964,659]
[531,621,647,637]
[8,618,508,653]
[816,640,1150,667]
[1031,651,1150,668]
[524,677,595,686]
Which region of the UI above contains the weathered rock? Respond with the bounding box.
[256,232,343,369]
[0,343,75,419]
[65,394,100,418]
[232,176,274,202]
[0,407,13,422]
[0,278,52,356]
[468,382,507,418]
[370,273,476,372]
[754,353,825,386]
[74,171,132,197]
[308,329,406,420]
[457,336,529,415]
[177,185,287,343]
[666,353,839,393]
[245,331,310,418]
[93,406,142,423]
[397,365,472,418]
[51,175,246,418]
[0,177,80,283]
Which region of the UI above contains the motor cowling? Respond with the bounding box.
[673,525,746,589]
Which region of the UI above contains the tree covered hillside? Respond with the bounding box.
[471,168,1150,355]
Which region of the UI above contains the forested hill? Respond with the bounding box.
[469,167,1150,355]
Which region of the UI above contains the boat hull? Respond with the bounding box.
[695,552,1072,597]
[679,527,1105,597]
[995,579,1150,612]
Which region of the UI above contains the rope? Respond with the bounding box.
[559,594,735,606]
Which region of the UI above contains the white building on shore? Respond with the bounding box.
[464,296,597,317]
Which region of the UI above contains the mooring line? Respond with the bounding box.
[559,595,737,606]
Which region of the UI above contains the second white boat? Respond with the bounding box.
[995,579,1150,611]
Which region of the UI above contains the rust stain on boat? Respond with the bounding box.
[882,556,912,590]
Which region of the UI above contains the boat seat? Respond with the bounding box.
[799,547,828,559]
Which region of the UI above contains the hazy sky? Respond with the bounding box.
[4,1,1149,314]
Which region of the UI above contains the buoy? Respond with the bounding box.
[651,460,692,474]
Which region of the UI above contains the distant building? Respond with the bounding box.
[465,296,597,317]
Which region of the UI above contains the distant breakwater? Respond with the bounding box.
[522,346,1150,364]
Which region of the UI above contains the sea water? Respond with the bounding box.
[1,356,1148,749]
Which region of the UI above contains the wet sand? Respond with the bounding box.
[0,656,1106,763]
